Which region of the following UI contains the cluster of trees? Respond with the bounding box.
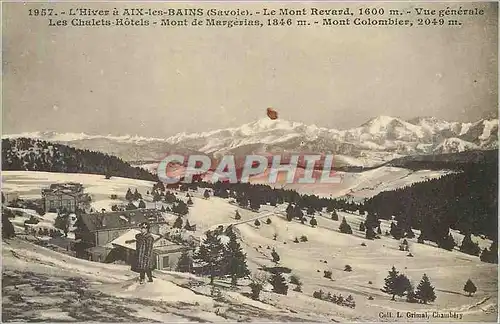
[313,290,356,308]
[2,138,156,181]
[190,226,250,286]
[29,226,63,238]
[383,266,479,302]
[125,188,142,201]
[151,183,190,215]
[382,266,436,304]
[338,208,495,264]
[172,217,196,231]
[363,160,497,242]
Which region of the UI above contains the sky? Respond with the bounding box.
[2,2,498,138]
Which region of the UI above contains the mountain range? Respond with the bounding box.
[4,116,498,167]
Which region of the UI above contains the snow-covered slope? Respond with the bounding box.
[251,167,454,200]
[433,138,481,154]
[4,116,497,166]
[2,171,498,322]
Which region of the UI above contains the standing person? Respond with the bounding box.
[126,222,155,284]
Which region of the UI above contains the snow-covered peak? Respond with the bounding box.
[356,115,425,140]
[238,118,302,134]
[3,131,168,143]
[362,115,401,127]
[3,115,496,166]
[433,137,480,154]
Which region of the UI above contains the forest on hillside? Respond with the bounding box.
[363,162,498,240]
[1,138,157,181]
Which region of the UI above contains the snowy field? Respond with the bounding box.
[131,163,452,200]
[250,167,454,200]
[2,171,498,322]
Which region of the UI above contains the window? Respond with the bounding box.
[162,256,170,269]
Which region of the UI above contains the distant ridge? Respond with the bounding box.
[3,116,497,166]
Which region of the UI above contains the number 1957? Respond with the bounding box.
[28,8,55,16]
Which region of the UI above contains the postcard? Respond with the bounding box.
[2,1,498,322]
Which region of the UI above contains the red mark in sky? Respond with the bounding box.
[267,107,278,120]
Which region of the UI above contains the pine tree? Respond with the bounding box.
[176,250,193,273]
[224,228,250,286]
[266,218,272,225]
[339,217,353,234]
[271,248,280,264]
[203,189,210,199]
[194,231,225,284]
[438,233,456,251]
[294,206,303,220]
[359,221,365,232]
[286,204,294,221]
[463,279,477,297]
[133,189,142,200]
[365,212,378,229]
[153,192,161,202]
[187,197,193,205]
[366,226,376,240]
[254,219,261,226]
[382,266,400,300]
[235,210,241,220]
[2,208,15,239]
[269,272,288,295]
[390,222,403,240]
[172,216,183,229]
[309,217,317,227]
[172,200,189,216]
[331,210,339,221]
[160,205,166,212]
[138,200,146,208]
[415,274,436,304]
[125,188,133,201]
[460,234,480,256]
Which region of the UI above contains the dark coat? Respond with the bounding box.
[132,232,155,272]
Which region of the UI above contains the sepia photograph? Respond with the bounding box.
[2,1,498,322]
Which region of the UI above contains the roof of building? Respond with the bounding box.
[108,229,159,250]
[42,182,85,197]
[79,209,163,232]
